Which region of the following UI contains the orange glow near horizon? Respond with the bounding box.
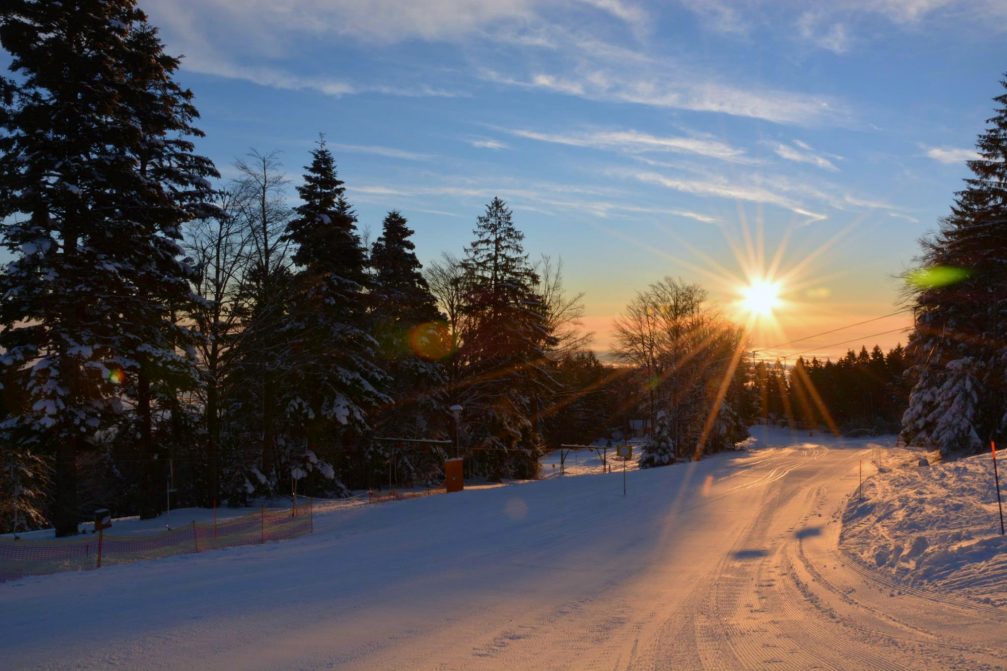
[583,207,913,364]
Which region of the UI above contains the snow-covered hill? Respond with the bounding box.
[842,446,1007,606]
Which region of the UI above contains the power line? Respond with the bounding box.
[756,308,911,354]
[788,326,912,361]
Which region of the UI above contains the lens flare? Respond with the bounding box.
[907,265,970,289]
[408,321,454,361]
[107,367,125,385]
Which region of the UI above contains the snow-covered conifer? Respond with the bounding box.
[458,198,555,479]
[370,211,447,438]
[0,1,217,531]
[281,138,387,492]
[902,75,1007,455]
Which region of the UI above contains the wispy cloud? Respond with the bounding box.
[485,69,844,126]
[351,176,728,223]
[507,127,752,163]
[924,146,978,164]
[148,0,645,46]
[149,0,845,127]
[621,169,827,222]
[796,12,851,54]
[178,54,462,99]
[329,144,433,161]
[888,211,921,224]
[679,0,750,35]
[678,1,1007,55]
[184,60,356,96]
[773,140,839,171]
[469,138,509,150]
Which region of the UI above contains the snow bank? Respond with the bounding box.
[841,449,1007,605]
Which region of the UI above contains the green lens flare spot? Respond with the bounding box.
[907,266,970,289]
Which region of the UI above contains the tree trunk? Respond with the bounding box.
[52,436,79,537]
[137,366,161,519]
[206,381,219,506]
[262,376,275,488]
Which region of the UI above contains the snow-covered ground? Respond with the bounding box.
[539,437,645,478]
[842,445,1007,606]
[2,426,1005,670]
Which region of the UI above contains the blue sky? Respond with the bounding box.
[141,0,1007,360]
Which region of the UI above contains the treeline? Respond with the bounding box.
[0,1,944,537]
[753,345,910,433]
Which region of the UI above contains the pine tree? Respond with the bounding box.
[902,74,1007,455]
[370,211,447,438]
[641,410,676,467]
[281,138,387,492]
[371,212,444,355]
[458,198,555,479]
[0,1,217,533]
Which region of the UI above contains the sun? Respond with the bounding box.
[740,279,782,317]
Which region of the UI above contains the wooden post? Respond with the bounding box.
[623,452,627,497]
[96,527,104,569]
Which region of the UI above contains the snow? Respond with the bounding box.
[842,445,1007,605]
[539,438,645,478]
[1,427,1005,669]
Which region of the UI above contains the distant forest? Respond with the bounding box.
[753,346,909,434]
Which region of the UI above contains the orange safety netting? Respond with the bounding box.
[0,501,313,583]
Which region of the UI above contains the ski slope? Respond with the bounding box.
[3,427,1005,670]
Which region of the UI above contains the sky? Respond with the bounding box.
[139,0,1007,362]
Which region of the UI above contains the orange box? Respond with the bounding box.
[445,458,464,493]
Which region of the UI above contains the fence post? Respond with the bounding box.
[96,527,104,569]
[260,506,265,544]
[192,520,199,553]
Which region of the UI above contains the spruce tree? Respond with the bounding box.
[370,211,447,438]
[282,138,387,492]
[902,75,1007,454]
[0,1,216,532]
[458,198,554,479]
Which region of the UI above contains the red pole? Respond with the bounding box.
[192,520,199,553]
[992,440,1005,536]
[309,498,314,534]
[260,506,265,544]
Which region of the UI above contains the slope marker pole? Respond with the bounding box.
[992,440,1005,536]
